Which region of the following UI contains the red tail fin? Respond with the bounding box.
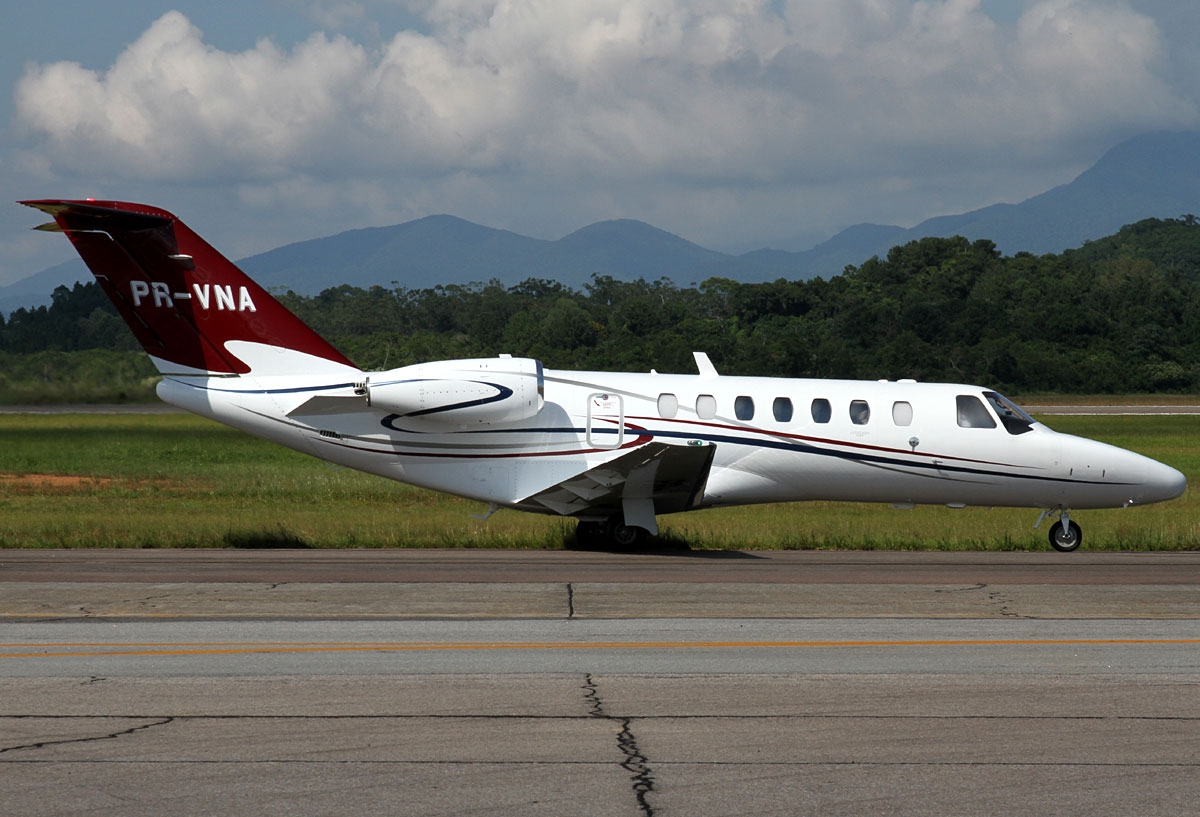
[21,200,357,376]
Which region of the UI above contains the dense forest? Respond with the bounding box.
[3,216,1200,402]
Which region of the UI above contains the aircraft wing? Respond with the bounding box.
[513,442,716,533]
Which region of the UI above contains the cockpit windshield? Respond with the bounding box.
[983,391,1035,435]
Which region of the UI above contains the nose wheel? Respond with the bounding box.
[1048,519,1082,552]
[1038,508,1082,552]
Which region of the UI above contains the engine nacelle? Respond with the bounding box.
[361,357,544,425]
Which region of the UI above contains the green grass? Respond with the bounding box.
[0,350,158,404]
[0,412,1196,550]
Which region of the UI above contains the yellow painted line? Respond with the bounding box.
[2,638,1199,659]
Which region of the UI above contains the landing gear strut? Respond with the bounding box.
[1038,508,1082,552]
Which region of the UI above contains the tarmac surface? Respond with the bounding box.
[2,549,1199,816]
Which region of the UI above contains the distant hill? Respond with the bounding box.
[0,259,89,314]
[810,130,1200,269]
[1066,215,1200,274]
[238,215,803,294]
[4,130,1199,309]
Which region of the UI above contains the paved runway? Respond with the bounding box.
[2,550,1198,816]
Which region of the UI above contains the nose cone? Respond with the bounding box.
[1060,434,1186,508]
[1139,458,1187,504]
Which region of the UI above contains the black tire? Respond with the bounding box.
[1048,520,1082,552]
[574,520,606,549]
[606,517,648,550]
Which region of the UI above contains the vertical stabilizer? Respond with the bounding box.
[21,199,358,376]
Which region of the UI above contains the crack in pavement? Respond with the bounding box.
[935,583,1028,618]
[584,674,655,816]
[567,582,575,619]
[936,584,987,594]
[0,717,174,755]
[988,589,1023,617]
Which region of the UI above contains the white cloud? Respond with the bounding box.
[16,12,370,180]
[11,1,1198,248]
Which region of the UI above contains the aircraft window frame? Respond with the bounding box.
[849,400,871,425]
[983,391,1035,435]
[696,394,717,420]
[811,398,832,424]
[956,395,997,429]
[657,393,678,419]
[734,395,755,421]
[892,401,913,427]
[773,397,794,423]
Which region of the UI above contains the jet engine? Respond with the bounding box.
[360,357,544,425]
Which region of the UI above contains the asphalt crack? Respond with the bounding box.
[566,582,576,619]
[935,583,1026,618]
[584,674,655,816]
[0,717,174,755]
[988,589,1022,617]
[937,584,987,593]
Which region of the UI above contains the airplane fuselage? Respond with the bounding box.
[156,362,1184,520]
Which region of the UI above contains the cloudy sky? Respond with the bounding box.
[2,0,1199,286]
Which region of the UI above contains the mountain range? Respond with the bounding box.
[4,130,1198,313]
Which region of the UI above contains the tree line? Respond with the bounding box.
[4,216,1200,398]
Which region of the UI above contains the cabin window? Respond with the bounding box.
[892,401,913,426]
[773,397,794,423]
[696,394,717,420]
[657,393,678,419]
[984,391,1035,435]
[849,400,871,425]
[734,395,755,421]
[956,395,997,429]
[811,398,832,423]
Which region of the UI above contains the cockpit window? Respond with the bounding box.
[983,391,1035,435]
[956,395,996,429]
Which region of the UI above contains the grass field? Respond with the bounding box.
[0,412,1196,550]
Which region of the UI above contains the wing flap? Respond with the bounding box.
[516,442,715,531]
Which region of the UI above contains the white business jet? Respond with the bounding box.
[22,200,1186,551]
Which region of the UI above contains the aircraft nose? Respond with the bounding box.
[1141,459,1187,504]
[1068,436,1187,507]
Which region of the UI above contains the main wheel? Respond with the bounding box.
[606,517,649,550]
[574,520,606,549]
[1048,520,1082,552]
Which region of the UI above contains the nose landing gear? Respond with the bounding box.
[1036,508,1082,552]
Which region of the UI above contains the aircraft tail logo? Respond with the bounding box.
[21,199,358,377]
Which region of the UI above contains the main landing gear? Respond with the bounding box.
[575,517,650,550]
[1037,507,1082,552]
